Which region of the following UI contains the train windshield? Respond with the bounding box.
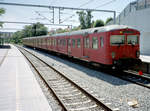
[110,35,125,45]
[127,35,138,45]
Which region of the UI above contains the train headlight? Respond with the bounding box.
[111,52,116,58]
[136,51,140,58]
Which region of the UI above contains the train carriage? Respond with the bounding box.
[23,25,141,69]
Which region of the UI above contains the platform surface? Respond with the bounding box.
[0,45,52,111]
[140,55,150,63]
[0,48,8,66]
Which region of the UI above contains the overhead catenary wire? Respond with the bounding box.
[95,0,117,9]
[61,0,117,23]
[35,11,53,23]
[0,2,116,27]
[61,0,95,23]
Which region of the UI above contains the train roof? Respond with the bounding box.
[23,25,137,39]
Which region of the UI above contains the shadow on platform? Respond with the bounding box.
[0,45,11,49]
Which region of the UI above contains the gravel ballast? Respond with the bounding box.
[24,47,150,111]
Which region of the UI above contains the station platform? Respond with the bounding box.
[0,45,52,111]
[140,55,150,63]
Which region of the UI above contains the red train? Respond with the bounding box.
[23,25,141,69]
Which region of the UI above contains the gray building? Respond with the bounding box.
[0,32,13,38]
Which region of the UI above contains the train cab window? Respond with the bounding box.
[127,35,138,45]
[110,35,125,45]
[84,37,89,48]
[100,37,104,47]
[92,37,98,49]
[72,39,75,48]
[77,39,81,48]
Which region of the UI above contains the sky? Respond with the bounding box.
[0,0,136,32]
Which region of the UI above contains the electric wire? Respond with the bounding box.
[61,0,95,23]
[95,0,117,9]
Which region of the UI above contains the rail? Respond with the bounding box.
[17,46,113,111]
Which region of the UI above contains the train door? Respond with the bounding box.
[83,36,90,58]
[68,38,71,55]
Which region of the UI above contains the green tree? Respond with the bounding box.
[11,31,23,44]
[0,8,5,27]
[76,11,86,29]
[32,22,48,36]
[85,11,92,28]
[22,25,33,38]
[11,22,48,44]
[93,19,104,27]
[91,20,95,28]
[21,22,48,38]
[77,11,93,29]
[105,17,113,25]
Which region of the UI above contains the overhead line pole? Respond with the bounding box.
[52,7,54,24]
[59,8,61,24]
[0,2,116,24]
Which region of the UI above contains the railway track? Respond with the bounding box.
[117,70,150,89]
[21,46,150,90]
[22,46,150,90]
[17,46,113,111]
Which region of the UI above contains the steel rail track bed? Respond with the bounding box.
[17,46,113,111]
[117,70,150,89]
[21,46,150,90]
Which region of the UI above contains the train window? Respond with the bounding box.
[72,39,75,48]
[54,39,55,46]
[127,35,138,45]
[77,39,81,48]
[51,39,54,46]
[58,39,60,45]
[63,39,66,46]
[54,39,57,46]
[60,39,63,46]
[44,39,46,45]
[43,39,45,45]
[53,39,55,46]
[110,35,125,45]
[40,39,42,45]
[84,37,89,48]
[68,39,71,46]
[84,38,86,48]
[92,37,98,49]
[100,37,104,47]
[51,39,53,45]
[42,39,43,45]
[49,39,51,45]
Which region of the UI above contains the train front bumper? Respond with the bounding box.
[113,58,142,69]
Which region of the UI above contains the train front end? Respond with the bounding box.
[109,28,141,69]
